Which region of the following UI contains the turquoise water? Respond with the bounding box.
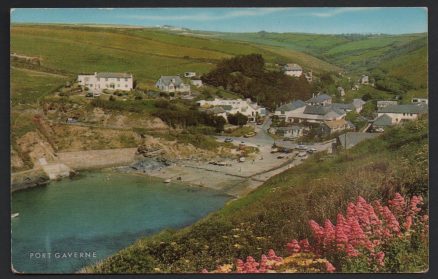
[11,172,230,273]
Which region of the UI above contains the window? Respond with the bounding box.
[105,78,108,81]
[125,78,128,81]
[117,78,120,81]
[125,84,128,88]
[117,84,120,87]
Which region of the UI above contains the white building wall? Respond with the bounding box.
[377,112,418,124]
[284,70,303,77]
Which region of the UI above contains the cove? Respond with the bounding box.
[11,171,230,273]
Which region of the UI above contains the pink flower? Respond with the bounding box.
[376,251,385,267]
[286,239,301,253]
[346,243,359,257]
[299,239,311,253]
[403,215,413,231]
[201,269,209,273]
[325,261,336,273]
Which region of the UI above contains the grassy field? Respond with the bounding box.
[11,68,68,105]
[10,25,341,89]
[87,118,428,273]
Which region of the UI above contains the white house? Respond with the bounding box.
[412,97,428,105]
[360,75,369,85]
[269,126,308,139]
[184,72,196,78]
[376,103,428,125]
[275,100,346,124]
[156,76,190,93]
[197,98,267,122]
[283,63,303,77]
[306,93,332,106]
[191,79,203,87]
[77,72,133,93]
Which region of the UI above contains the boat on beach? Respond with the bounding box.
[164,179,171,183]
[11,213,19,219]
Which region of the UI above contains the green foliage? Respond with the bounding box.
[227,112,248,126]
[90,98,157,113]
[202,54,312,109]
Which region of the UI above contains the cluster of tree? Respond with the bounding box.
[201,54,312,109]
[227,112,248,126]
[371,68,414,95]
[152,100,226,132]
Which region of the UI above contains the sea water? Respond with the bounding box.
[11,172,229,273]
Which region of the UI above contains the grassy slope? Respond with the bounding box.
[89,118,428,273]
[216,32,427,88]
[10,25,340,89]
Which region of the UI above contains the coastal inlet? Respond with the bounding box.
[11,171,230,273]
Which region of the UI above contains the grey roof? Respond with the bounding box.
[283,63,302,71]
[338,132,379,149]
[378,104,428,114]
[304,105,344,116]
[158,76,184,86]
[332,103,355,111]
[219,105,233,111]
[277,100,306,112]
[306,94,332,103]
[206,107,225,114]
[304,105,330,115]
[96,72,132,79]
[352,99,366,108]
[373,114,393,127]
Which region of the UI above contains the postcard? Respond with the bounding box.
[10,7,428,274]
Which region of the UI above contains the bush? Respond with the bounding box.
[227,112,248,126]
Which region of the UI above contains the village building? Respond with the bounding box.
[200,106,227,120]
[155,76,190,93]
[412,97,428,105]
[191,79,203,87]
[77,72,134,93]
[371,114,393,132]
[269,126,308,139]
[337,86,345,97]
[320,119,354,135]
[337,132,379,149]
[351,99,366,113]
[184,72,196,78]
[376,103,428,125]
[306,93,332,106]
[283,63,303,77]
[377,100,398,110]
[197,98,267,122]
[360,75,369,85]
[275,102,346,124]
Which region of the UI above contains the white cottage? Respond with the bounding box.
[77,72,133,93]
[283,63,303,77]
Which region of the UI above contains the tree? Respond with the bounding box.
[228,112,248,126]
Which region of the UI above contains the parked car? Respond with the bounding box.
[307,147,317,154]
[224,138,233,143]
[277,155,285,159]
[244,132,257,138]
[297,144,308,150]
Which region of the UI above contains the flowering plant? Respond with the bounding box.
[201,193,428,273]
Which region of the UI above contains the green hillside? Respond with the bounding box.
[10,24,340,92]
